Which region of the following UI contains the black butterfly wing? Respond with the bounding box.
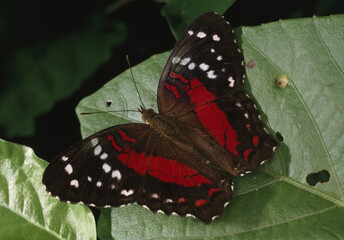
[43,124,151,207]
[43,123,233,223]
[156,12,278,175]
[157,11,244,116]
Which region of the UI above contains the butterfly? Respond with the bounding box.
[43,11,278,224]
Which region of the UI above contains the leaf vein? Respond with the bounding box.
[219,205,337,238]
[313,18,344,79]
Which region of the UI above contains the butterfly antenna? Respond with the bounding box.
[80,109,139,115]
[126,55,146,109]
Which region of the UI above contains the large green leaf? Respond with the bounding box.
[240,15,344,200]
[0,139,96,239]
[76,15,344,239]
[0,16,126,137]
[156,0,235,39]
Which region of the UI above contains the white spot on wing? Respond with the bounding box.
[213,34,220,41]
[217,55,222,61]
[112,170,121,180]
[165,199,173,203]
[100,153,108,160]
[207,70,217,79]
[102,163,111,173]
[151,193,159,199]
[70,179,79,188]
[244,113,249,119]
[91,138,99,146]
[228,76,235,87]
[199,63,209,71]
[197,32,206,38]
[188,30,194,36]
[172,57,180,64]
[180,57,191,65]
[87,176,92,182]
[96,181,102,187]
[110,184,116,189]
[188,62,196,70]
[61,156,68,161]
[121,189,134,196]
[65,164,73,175]
[211,48,215,53]
[94,145,102,156]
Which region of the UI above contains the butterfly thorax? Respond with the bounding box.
[139,107,180,138]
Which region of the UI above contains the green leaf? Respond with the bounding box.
[97,209,113,240]
[0,16,126,137]
[77,15,344,239]
[157,0,235,39]
[0,139,96,239]
[240,15,344,199]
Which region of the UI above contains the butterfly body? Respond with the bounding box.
[43,12,278,224]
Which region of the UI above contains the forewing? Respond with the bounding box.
[156,11,278,175]
[157,11,244,115]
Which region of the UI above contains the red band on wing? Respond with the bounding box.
[118,130,136,143]
[107,135,122,152]
[243,149,253,161]
[165,82,180,98]
[195,199,208,207]
[112,129,211,187]
[253,136,259,147]
[226,138,239,156]
[119,151,211,187]
[169,72,240,156]
[208,188,220,197]
[169,72,188,83]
